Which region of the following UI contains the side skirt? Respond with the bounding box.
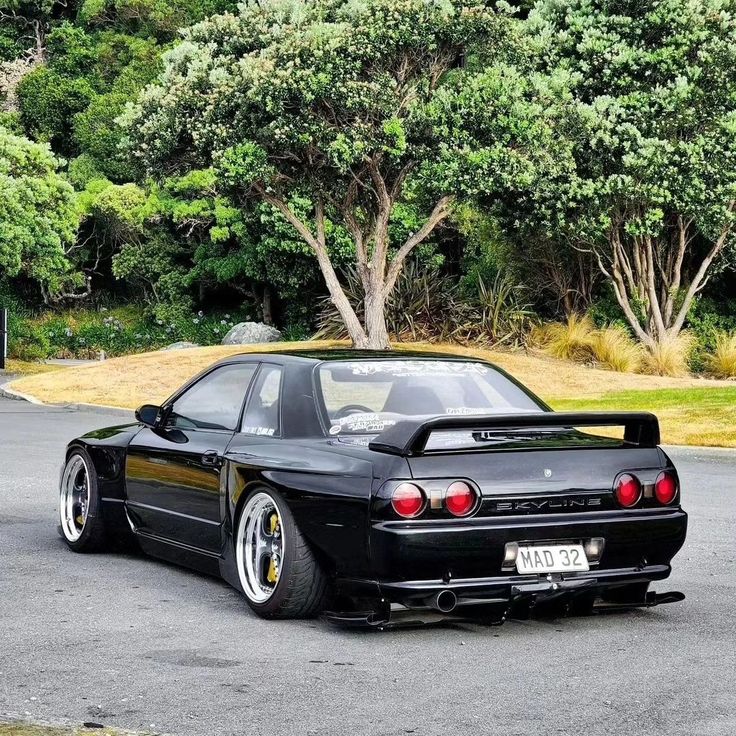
[131,527,222,578]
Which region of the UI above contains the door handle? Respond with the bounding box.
[201,450,221,467]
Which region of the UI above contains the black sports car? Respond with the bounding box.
[59,350,687,626]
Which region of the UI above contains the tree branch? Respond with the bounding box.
[383,195,453,297]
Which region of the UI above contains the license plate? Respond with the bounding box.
[516,544,589,574]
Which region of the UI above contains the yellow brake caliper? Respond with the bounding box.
[266,513,280,584]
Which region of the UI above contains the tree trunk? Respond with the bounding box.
[364,286,390,349]
[261,285,273,326]
[596,206,735,352]
[256,186,452,351]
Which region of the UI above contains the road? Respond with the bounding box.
[0,397,734,736]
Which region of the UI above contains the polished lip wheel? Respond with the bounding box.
[236,492,284,603]
[59,454,90,542]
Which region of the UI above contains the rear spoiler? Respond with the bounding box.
[367,411,660,456]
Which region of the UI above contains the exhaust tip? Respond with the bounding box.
[432,590,458,613]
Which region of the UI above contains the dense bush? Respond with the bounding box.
[1,0,736,373]
[8,305,255,360]
[316,261,535,348]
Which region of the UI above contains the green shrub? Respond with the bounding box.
[17,67,96,153]
[8,305,258,360]
[315,263,535,347]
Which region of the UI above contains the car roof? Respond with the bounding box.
[217,348,499,365]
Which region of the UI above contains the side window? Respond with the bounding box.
[241,364,283,436]
[167,364,257,431]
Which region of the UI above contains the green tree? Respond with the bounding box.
[123,0,560,348]
[0,127,81,299]
[525,0,736,350]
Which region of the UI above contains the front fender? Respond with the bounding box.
[66,423,141,501]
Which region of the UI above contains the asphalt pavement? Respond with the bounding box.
[0,396,734,736]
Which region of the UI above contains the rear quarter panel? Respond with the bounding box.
[224,437,410,579]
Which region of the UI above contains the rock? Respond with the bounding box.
[161,341,200,351]
[221,322,282,345]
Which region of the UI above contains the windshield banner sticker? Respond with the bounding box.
[345,361,489,378]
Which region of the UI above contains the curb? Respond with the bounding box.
[0,381,134,417]
[663,444,736,455]
[0,382,39,403]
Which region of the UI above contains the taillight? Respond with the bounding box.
[615,473,641,508]
[655,471,678,504]
[391,483,425,518]
[445,481,478,517]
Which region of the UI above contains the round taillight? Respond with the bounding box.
[655,471,678,505]
[391,483,425,518]
[445,481,478,517]
[615,473,642,508]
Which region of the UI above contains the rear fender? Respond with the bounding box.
[221,444,378,584]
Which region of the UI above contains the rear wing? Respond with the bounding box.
[367,411,660,456]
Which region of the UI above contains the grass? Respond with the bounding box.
[2,360,63,377]
[6,339,735,447]
[0,723,139,736]
[589,326,643,373]
[553,387,736,448]
[707,330,736,378]
[533,314,596,361]
[641,332,695,377]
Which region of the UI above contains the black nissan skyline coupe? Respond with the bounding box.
[58,350,687,626]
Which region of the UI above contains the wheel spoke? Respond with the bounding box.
[235,493,285,604]
[59,455,89,543]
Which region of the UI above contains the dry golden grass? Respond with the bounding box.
[706,330,736,379]
[532,314,596,361]
[8,341,344,408]
[8,339,726,410]
[589,326,644,373]
[642,332,695,377]
[0,723,137,736]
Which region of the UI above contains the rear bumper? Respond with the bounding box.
[378,563,671,606]
[365,507,688,601]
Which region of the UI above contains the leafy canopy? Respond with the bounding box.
[0,127,80,295]
[525,0,736,263]
[123,0,559,201]
[122,0,565,346]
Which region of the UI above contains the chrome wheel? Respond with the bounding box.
[236,492,284,603]
[59,454,90,543]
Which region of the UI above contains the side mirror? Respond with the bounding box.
[135,404,163,428]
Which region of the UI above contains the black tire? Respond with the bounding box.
[235,487,330,619]
[602,582,650,604]
[58,447,108,552]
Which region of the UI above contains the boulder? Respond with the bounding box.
[221,322,282,345]
[162,341,200,351]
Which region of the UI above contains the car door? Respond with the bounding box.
[125,362,258,553]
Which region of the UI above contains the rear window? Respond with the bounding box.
[317,359,542,436]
